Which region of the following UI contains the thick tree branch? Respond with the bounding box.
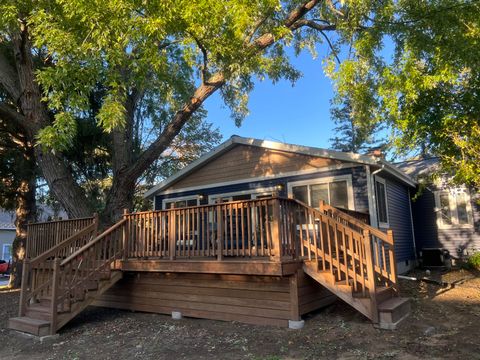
[290,19,336,32]
[128,0,322,180]
[0,103,26,127]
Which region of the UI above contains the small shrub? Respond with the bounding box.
[467,252,480,270]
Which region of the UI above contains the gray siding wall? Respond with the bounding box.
[379,176,416,263]
[411,188,480,258]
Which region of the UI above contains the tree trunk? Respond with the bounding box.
[8,177,36,288]
[12,25,93,219]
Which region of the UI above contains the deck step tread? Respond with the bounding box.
[9,317,50,326]
[378,297,410,311]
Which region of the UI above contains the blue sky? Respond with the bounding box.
[203,49,337,149]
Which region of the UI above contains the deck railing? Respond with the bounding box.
[22,197,398,301]
[26,216,97,258]
[19,217,99,317]
[123,198,289,260]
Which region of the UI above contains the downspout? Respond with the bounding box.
[407,188,418,262]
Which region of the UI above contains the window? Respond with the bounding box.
[2,244,12,261]
[163,196,199,209]
[375,177,389,227]
[434,189,473,228]
[288,176,354,210]
[208,187,276,204]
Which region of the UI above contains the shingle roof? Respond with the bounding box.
[395,157,440,180]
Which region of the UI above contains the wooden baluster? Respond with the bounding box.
[363,229,378,322]
[18,259,30,316]
[348,229,357,292]
[216,200,223,261]
[50,258,60,335]
[325,219,334,277]
[341,226,348,285]
[387,230,398,289]
[333,222,342,281]
[270,199,282,262]
[122,209,128,260]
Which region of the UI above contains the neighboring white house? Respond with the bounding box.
[0,211,15,261]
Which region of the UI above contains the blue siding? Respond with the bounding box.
[412,187,480,257]
[155,166,369,213]
[383,177,416,263]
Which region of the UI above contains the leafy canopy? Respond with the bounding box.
[326,0,480,187]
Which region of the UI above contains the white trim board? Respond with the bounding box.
[287,175,355,210]
[162,195,200,210]
[144,136,416,198]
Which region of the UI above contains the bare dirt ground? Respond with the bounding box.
[0,268,479,360]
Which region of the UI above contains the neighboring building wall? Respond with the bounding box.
[411,187,480,258]
[155,166,370,213]
[0,229,15,261]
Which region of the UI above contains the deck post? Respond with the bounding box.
[363,229,378,323]
[216,200,223,261]
[50,257,60,335]
[93,212,99,234]
[387,230,399,291]
[18,258,30,317]
[169,208,176,260]
[122,209,128,260]
[271,198,282,262]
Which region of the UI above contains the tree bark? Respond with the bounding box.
[11,24,93,218]
[8,154,36,288]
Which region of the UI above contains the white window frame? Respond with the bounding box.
[208,187,278,204]
[287,175,355,210]
[2,244,12,261]
[162,195,200,210]
[374,176,390,228]
[434,188,474,229]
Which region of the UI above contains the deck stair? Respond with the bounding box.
[292,200,410,329]
[9,219,125,336]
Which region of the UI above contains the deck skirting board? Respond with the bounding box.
[93,271,335,327]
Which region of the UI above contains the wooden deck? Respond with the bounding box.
[10,197,410,335]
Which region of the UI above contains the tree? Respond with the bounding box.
[329,95,386,153]
[0,111,36,287]
[326,0,480,187]
[1,0,354,225]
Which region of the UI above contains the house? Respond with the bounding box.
[0,211,15,262]
[145,136,418,273]
[397,157,480,261]
[9,136,415,336]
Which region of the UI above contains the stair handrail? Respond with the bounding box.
[282,197,398,297]
[48,218,126,333]
[318,200,392,244]
[60,218,127,266]
[27,215,97,258]
[29,221,98,267]
[19,217,98,317]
